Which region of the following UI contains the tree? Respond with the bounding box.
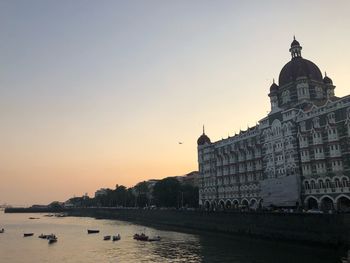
[134,181,150,207]
[153,177,181,207]
[180,184,199,208]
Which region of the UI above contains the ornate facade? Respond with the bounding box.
[197,38,350,211]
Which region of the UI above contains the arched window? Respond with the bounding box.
[327,112,335,124]
[313,117,320,128]
[311,180,316,189]
[326,179,332,188]
[282,90,290,104]
[342,178,349,188]
[304,181,310,190]
[335,179,341,188]
[318,180,324,189]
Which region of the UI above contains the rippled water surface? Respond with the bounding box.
[0,211,343,262]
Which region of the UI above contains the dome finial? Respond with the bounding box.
[273,78,275,84]
[290,37,302,59]
[203,125,205,135]
[325,71,327,77]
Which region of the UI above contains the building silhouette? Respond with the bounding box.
[197,38,350,211]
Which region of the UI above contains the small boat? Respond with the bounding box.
[46,234,56,239]
[133,233,149,241]
[0,228,4,233]
[148,236,161,242]
[38,234,49,239]
[29,217,39,220]
[87,229,100,234]
[48,236,57,244]
[112,234,121,241]
[103,235,111,240]
[24,233,34,237]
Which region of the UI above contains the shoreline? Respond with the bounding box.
[5,207,350,249]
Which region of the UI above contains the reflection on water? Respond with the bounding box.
[0,212,343,263]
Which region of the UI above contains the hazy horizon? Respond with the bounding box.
[1,0,350,205]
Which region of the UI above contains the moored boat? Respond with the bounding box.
[24,233,34,237]
[133,233,149,241]
[38,234,49,239]
[87,229,99,234]
[112,234,121,241]
[0,228,4,233]
[48,236,57,244]
[103,235,111,240]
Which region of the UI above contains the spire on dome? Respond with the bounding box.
[323,71,333,84]
[197,125,211,146]
[289,36,302,59]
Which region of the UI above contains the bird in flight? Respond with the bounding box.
[178,142,183,144]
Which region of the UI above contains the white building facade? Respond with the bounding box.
[197,38,350,211]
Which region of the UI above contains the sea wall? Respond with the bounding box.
[66,208,350,247]
[5,207,65,213]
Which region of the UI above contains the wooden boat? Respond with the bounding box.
[103,235,111,240]
[38,234,49,239]
[48,236,57,244]
[133,233,148,241]
[23,233,34,237]
[112,234,121,241]
[29,217,39,219]
[0,228,4,233]
[148,236,161,242]
[87,229,99,234]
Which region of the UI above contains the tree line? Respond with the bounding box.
[66,177,199,209]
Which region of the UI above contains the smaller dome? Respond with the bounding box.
[269,82,279,93]
[197,134,211,146]
[291,38,300,47]
[323,74,333,85]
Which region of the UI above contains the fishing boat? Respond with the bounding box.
[23,233,34,237]
[103,235,111,240]
[38,234,49,239]
[87,229,99,234]
[133,233,149,241]
[112,234,121,241]
[48,236,57,244]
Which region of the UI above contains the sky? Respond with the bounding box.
[1,0,350,205]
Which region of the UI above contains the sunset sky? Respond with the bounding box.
[1,1,350,205]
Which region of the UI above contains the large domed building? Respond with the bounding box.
[197,38,350,211]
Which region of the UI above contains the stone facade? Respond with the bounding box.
[197,38,350,211]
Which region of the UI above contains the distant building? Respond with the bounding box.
[197,38,350,211]
[94,188,109,198]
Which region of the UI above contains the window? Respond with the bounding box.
[318,180,324,188]
[328,112,335,124]
[315,86,323,98]
[335,179,341,188]
[282,90,290,104]
[313,117,320,128]
[311,180,316,189]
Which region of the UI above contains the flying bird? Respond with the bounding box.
[178,142,183,144]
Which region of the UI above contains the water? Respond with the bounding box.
[0,211,343,263]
